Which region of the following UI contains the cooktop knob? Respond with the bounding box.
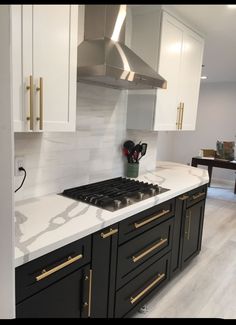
[114,199,122,209]
[137,191,145,200]
[122,197,131,206]
[148,188,158,196]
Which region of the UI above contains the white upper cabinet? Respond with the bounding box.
[177,28,204,130]
[126,8,204,131]
[11,5,78,132]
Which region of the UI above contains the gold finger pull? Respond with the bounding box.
[134,209,170,229]
[26,75,34,130]
[130,273,165,305]
[36,77,43,130]
[100,228,118,239]
[36,254,83,281]
[132,238,168,263]
[192,192,205,200]
[180,102,184,129]
[176,105,181,130]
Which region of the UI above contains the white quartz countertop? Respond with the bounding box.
[15,161,209,267]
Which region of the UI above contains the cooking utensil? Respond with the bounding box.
[123,140,135,152]
[132,143,142,162]
[123,140,135,163]
[138,143,148,161]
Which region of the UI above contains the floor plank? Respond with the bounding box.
[134,184,236,319]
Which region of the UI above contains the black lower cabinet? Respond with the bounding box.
[16,265,91,318]
[15,186,207,318]
[90,224,118,318]
[181,200,205,268]
[170,185,207,278]
[115,253,171,318]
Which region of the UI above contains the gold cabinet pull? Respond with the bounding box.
[88,269,92,317]
[132,238,167,263]
[83,269,92,317]
[35,254,83,281]
[130,273,165,305]
[26,75,34,130]
[176,105,181,130]
[36,77,43,130]
[100,228,118,239]
[134,209,170,229]
[178,194,189,201]
[185,210,192,240]
[180,102,184,130]
[192,192,205,200]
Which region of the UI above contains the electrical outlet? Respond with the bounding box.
[15,156,25,176]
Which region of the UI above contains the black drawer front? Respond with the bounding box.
[115,253,171,318]
[116,218,173,289]
[16,265,90,318]
[16,235,91,304]
[187,185,207,208]
[119,199,175,245]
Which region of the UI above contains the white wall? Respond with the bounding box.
[0,5,15,318]
[126,129,159,172]
[157,81,236,182]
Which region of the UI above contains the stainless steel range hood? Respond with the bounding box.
[77,5,167,90]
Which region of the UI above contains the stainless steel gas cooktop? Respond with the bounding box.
[62,177,169,212]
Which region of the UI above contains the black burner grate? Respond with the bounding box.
[62,177,169,211]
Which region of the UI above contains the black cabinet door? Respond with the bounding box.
[16,265,91,318]
[181,200,205,267]
[170,195,185,278]
[91,224,118,318]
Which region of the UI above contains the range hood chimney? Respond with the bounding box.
[77,5,167,90]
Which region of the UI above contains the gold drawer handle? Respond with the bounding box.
[132,238,168,263]
[100,228,118,239]
[36,254,83,281]
[134,209,170,229]
[192,192,205,200]
[130,273,165,305]
[178,195,189,201]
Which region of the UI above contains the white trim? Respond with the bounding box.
[0,5,15,318]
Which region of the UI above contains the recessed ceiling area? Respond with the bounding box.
[164,5,236,83]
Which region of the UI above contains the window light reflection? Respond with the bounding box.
[111,5,127,42]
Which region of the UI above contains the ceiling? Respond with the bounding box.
[164,5,236,83]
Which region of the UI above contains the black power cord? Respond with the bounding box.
[15,167,27,193]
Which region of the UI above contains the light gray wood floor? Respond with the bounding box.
[134,183,236,319]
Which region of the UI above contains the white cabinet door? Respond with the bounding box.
[11,5,23,131]
[32,5,77,132]
[126,9,204,132]
[154,12,183,130]
[12,5,78,132]
[12,5,33,132]
[179,29,204,130]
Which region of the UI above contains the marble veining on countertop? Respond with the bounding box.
[14,161,209,267]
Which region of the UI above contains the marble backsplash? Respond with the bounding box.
[14,84,158,201]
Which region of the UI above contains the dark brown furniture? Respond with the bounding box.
[191,157,236,194]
